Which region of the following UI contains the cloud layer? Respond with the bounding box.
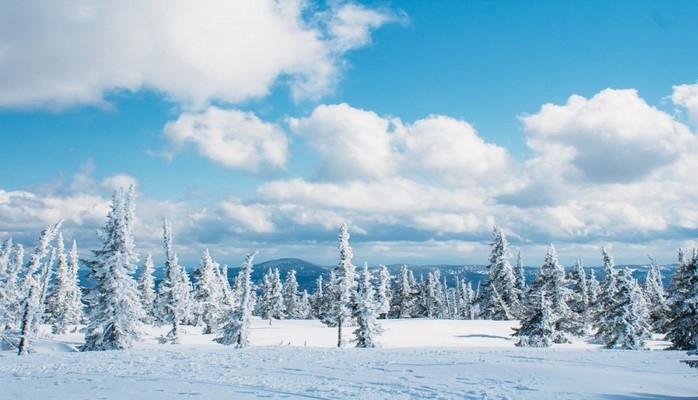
[0,0,393,110]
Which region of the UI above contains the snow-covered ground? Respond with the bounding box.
[1,318,695,399]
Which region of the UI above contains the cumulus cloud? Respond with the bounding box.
[100,174,139,193]
[673,80,698,127]
[289,103,514,185]
[163,106,288,173]
[0,0,394,110]
[522,89,695,184]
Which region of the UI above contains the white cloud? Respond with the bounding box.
[219,198,276,234]
[673,80,698,127]
[522,88,695,183]
[288,103,399,181]
[0,0,394,110]
[100,174,139,193]
[163,106,288,173]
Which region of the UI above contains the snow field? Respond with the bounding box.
[1,318,695,400]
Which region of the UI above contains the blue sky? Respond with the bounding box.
[2,0,698,268]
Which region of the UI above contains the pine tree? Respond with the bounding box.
[643,255,669,332]
[298,290,312,319]
[283,269,303,319]
[419,270,445,318]
[259,268,285,323]
[353,263,382,348]
[216,251,256,348]
[332,223,357,347]
[192,249,225,334]
[514,250,527,309]
[593,246,618,331]
[45,234,84,334]
[595,268,651,350]
[311,274,329,320]
[0,243,24,332]
[375,265,392,319]
[390,265,415,318]
[523,245,580,343]
[138,253,157,324]
[82,187,144,351]
[320,270,338,327]
[665,248,698,350]
[568,257,590,332]
[587,269,601,310]
[156,217,192,343]
[514,290,554,347]
[478,225,520,320]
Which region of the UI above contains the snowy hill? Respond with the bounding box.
[1,318,694,399]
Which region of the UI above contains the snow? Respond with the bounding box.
[1,318,695,399]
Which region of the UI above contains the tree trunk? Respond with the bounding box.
[337,319,342,348]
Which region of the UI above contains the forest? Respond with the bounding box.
[1,186,697,369]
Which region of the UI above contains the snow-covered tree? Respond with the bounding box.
[478,225,521,320]
[216,251,256,348]
[82,187,144,351]
[587,269,601,310]
[45,235,84,334]
[192,249,225,334]
[138,253,157,324]
[283,269,303,319]
[523,245,580,342]
[320,270,338,327]
[390,265,415,318]
[514,250,527,306]
[0,243,24,332]
[352,263,382,348]
[156,217,195,343]
[418,270,445,318]
[456,278,477,320]
[375,265,391,319]
[514,290,555,348]
[595,268,651,350]
[593,246,618,330]
[259,268,285,323]
[311,274,330,320]
[298,290,312,319]
[643,255,669,332]
[332,223,357,347]
[568,257,590,332]
[665,248,698,350]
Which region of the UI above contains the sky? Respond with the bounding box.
[2,0,698,268]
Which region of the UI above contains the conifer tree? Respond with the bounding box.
[138,253,157,324]
[514,250,527,306]
[478,225,520,320]
[643,255,669,332]
[593,246,618,330]
[523,245,580,342]
[283,269,303,319]
[568,257,590,332]
[46,234,84,334]
[665,248,698,350]
[320,270,338,327]
[192,249,225,334]
[298,290,312,319]
[390,265,415,318]
[419,270,444,318]
[353,262,382,347]
[311,274,329,320]
[514,290,554,347]
[0,243,24,332]
[587,269,601,310]
[259,268,285,323]
[82,187,144,351]
[216,251,256,348]
[595,268,651,350]
[332,223,356,347]
[375,265,392,319]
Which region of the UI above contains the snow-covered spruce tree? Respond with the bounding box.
[216,251,256,348]
[643,255,669,332]
[259,268,285,323]
[568,257,590,332]
[514,250,527,306]
[595,268,651,350]
[45,234,85,334]
[665,248,698,350]
[155,217,192,343]
[0,243,24,332]
[456,278,477,320]
[320,270,338,326]
[0,238,12,282]
[375,265,392,319]
[523,245,580,343]
[587,269,601,310]
[283,269,303,319]
[592,246,618,331]
[353,263,382,348]
[332,223,357,347]
[310,274,328,320]
[192,249,225,334]
[513,290,555,347]
[81,187,144,351]
[418,270,445,319]
[389,265,415,319]
[298,290,312,319]
[478,225,521,320]
[138,253,157,324]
